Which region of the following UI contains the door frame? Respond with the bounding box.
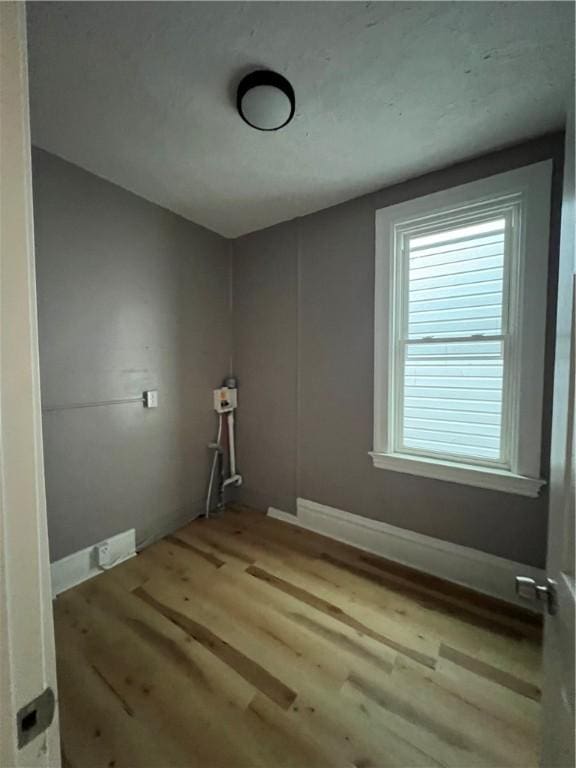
[0,3,60,766]
[540,100,576,768]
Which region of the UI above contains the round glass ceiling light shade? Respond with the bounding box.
[237,71,295,131]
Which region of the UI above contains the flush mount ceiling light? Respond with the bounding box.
[237,70,295,131]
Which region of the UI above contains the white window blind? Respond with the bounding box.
[399,217,509,466]
[373,161,552,496]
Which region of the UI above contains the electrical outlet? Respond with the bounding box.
[143,390,158,408]
[97,541,112,567]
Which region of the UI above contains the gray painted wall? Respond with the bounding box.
[33,148,231,562]
[233,222,298,515]
[34,135,563,568]
[232,134,564,568]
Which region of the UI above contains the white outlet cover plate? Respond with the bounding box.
[97,542,111,566]
[144,390,158,408]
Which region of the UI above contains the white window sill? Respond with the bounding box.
[369,451,545,497]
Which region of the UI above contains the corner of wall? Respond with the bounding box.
[228,237,235,377]
[295,216,302,508]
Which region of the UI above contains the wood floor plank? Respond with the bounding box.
[131,558,353,703]
[80,575,257,709]
[243,694,350,768]
[246,564,438,669]
[143,539,429,767]
[164,533,225,567]
[55,622,185,768]
[228,507,538,635]
[66,577,351,767]
[225,507,540,637]
[428,656,540,737]
[342,668,536,768]
[54,505,542,768]
[133,585,298,710]
[203,557,398,685]
[386,655,539,765]
[439,643,541,701]
[224,508,541,640]
[213,511,541,683]
[320,552,531,640]
[57,587,275,768]
[182,525,255,565]
[55,597,239,767]
[193,518,442,667]
[247,690,442,768]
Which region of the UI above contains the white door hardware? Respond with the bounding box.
[515,576,558,615]
[16,688,56,750]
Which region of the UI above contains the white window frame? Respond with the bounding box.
[372,161,552,497]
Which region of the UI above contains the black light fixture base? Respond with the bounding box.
[237,70,295,132]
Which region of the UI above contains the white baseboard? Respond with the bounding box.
[267,498,544,611]
[51,529,136,598]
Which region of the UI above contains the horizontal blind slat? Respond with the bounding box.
[405,364,503,378]
[408,318,503,338]
[404,396,502,414]
[409,290,502,311]
[409,233,504,260]
[409,303,502,322]
[405,407,501,425]
[409,255,504,283]
[408,266,503,294]
[405,416,501,436]
[409,249,504,276]
[407,278,503,303]
[404,427,500,450]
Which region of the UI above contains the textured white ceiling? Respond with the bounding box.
[28,2,574,238]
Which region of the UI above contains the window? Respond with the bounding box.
[373,162,552,496]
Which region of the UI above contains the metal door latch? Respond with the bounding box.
[17,687,55,749]
[515,576,558,615]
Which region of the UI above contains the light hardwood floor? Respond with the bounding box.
[54,506,542,768]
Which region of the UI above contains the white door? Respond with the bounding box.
[0,3,60,766]
[540,109,576,767]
